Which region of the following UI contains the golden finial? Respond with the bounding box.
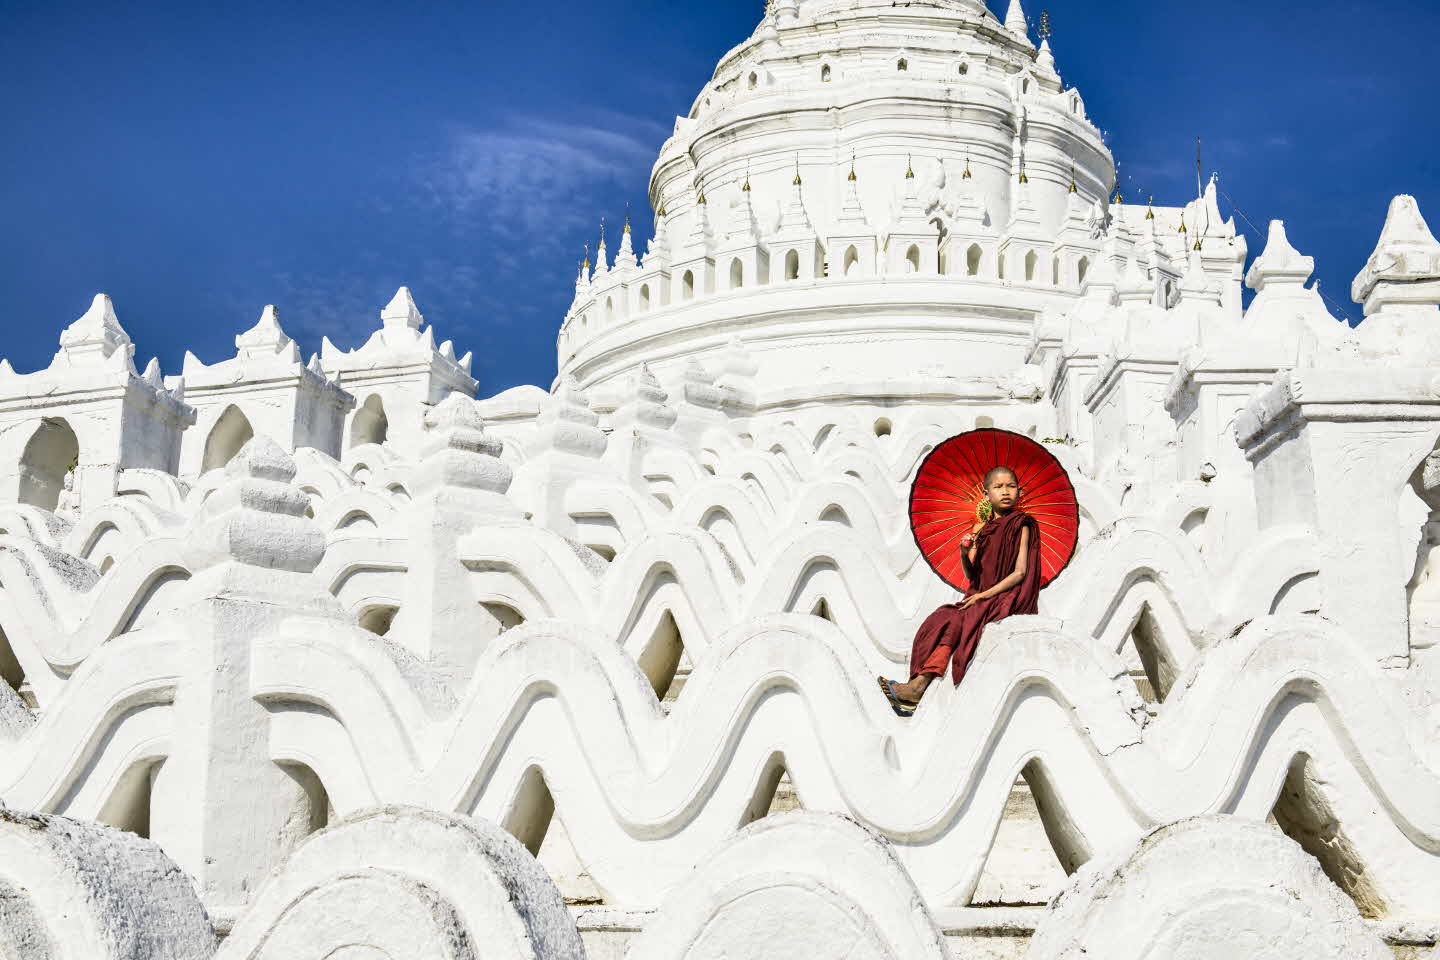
[582,243,591,271]
[697,181,707,204]
[1038,10,1051,41]
[962,152,973,180]
[1068,163,1077,193]
[1179,212,1187,234]
[742,169,752,192]
[1018,156,1028,184]
[1113,187,1123,206]
[1194,236,1203,251]
[1145,196,1155,220]
[793,154,802,186]
[598,217,606,249]
[848,152,858,181]
[905,154,915,179]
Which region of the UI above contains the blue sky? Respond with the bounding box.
[3,0,1436,393]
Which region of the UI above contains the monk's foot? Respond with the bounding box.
[889,677,928,703]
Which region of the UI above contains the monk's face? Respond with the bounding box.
[986,472,1019,513]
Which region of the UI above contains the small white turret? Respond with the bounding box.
[381,287,425,331]
[1004,0,1030,42]
[1352,195,1440,318]
[1178,248,1222,309]
[55,294,136,370]
[1246,221,1313,293]
[616,214,638,270]
[234,305,299,362]
[1037,39,1056,75]
[593,220,610,277]
[645,203,671,270]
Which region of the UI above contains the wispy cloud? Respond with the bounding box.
[415,112,668,248]
[225,113,669,374]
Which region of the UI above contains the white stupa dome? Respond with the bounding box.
[558,0,1143,409]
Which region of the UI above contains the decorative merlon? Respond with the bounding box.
[235,305,299,362]
[381,286,425,330]
[1351,195,1440,316]
[54,294,135,370]
[1178,249,1222,307]
[1246,221,1314,292]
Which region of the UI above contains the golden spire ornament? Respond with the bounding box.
[1068,163,1077,193]
[793,154,802,186]
[962,151,973,180]
[905,154,915,179]
[598,217,606,250]
[1145,196,1155,220]
[1018,156,1028,184]
[742,169,752,192]
[848,151,858,182]
[1179,212,1187,234]
[582,243,591,271]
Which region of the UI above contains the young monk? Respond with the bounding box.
[878,466,1043,717]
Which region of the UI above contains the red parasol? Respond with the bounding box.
[909,428,1079,592]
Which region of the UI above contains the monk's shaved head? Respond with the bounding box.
[984,465,1018,488]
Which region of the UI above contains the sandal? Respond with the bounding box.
[877,677,919,718]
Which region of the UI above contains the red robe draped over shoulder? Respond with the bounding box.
[909,509,1043,685]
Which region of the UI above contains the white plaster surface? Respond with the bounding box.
[0,1,1438,957]
[1027,816,1392,960]
[626,811,950,960]
[0,808,216,959]
[223,806,584,960]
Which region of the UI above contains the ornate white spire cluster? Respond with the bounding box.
[552,0,1258,396]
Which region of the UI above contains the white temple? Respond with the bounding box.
[0,1,1437,957]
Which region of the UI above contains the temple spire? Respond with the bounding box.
[594,218,610,275]
[616,207,638,269]
[1005,0,1029,39]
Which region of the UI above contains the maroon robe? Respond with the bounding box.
[910,509,1043,685]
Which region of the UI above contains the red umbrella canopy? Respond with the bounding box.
[909,429,1079,592]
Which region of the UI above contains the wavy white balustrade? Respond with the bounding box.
[0,386,1428,940]
[247,612,1440,915]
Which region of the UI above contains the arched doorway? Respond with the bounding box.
[202,405,254,473]
[350,395,389,448]
[18,418,79,512]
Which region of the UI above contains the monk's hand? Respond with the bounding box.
[958,592,985,609]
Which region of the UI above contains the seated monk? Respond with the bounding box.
[878,465,1042,717]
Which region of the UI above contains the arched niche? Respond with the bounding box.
[350,395,389,449]
[18,418,79,512]
[202,405,255,473]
